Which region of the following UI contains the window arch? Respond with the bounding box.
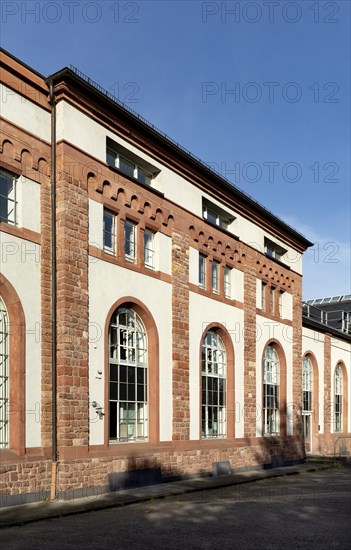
[334,364,343,433]
[201,330,226,438]
[263,344,280,435]
[108,307,148,442]
[302,355,313,413]
[0,298,9,448]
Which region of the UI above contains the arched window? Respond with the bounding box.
[302,356,313,413]
[263,344,280,435]
[334,365,343,433]
[108,307,148,442]
[202,330,226,438]
[0,298,9,448]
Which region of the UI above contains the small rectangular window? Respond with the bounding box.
[278,291,284,317]
[270,287,275,314]
[199,255,206,288]
[125,220,136,262]
[261,282,267,310]
[0,169,17,225]
[144,229,155,269]
[138,168,152,186]
[106,148,117,168]
[212,262,219,294]
[224,267,231,298]
[119,156,135,179]
[103,210,116,254]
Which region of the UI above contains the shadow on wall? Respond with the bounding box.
[108,456,167,492]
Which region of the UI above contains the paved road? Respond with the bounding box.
[2,469,351,549]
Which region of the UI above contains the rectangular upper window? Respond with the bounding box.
[107,137,158,187]
[224,267,232,298]
[199,254,206,288]
[124,219,137,262]
[264,238,287,261]
[261,282,267,310]
[144,229,155,269]
[0,169,17,225]
[103,209,116,254]
[202,198,235,231]
[212,261,220,294]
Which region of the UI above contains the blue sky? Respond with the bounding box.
[1,0,350,299]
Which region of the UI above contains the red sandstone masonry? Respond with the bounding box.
[323,333,332,434]
[172,229,190,440]
[243,261,257,438]
[292,278,303,435]
[55,148,89,448]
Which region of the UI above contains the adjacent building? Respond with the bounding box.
[0,49,350,504]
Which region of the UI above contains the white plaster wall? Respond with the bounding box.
[302,327,325,433]
[189,293,245,440]
[156,233,171,275]
[17,176,40,233]
[282,291,293,320]
[58,101,303,273]
[232,269,244,303]
[88,260,172,444]
[88,199,103,250]
[256,315,293,436]
[0,232,41,447]
[189,246,198,285]
[331,336,351,432]
[0,84,50,143]
[256,278,262,309]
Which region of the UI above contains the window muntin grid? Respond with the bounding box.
[0,169,17,225]
[261,282,266,310]
[103,209,116,254]
[109,308,148,442]
[124,220,136,262]
[202,331,226,438]
[107,150,152,186]
[224,267,231,298]
[302,356,313,412]
[199,255,206,288]
[263,345,280,435]
[212,262,219,294]
[144,229,155,269]
[334,365,343,433]
[0,299,9,449]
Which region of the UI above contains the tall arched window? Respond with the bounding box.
[109,307,148,442]
[0,298,9,449]
[334,365,343,433]
[302,356,313,413]
[263,344,280,435]
[202,330,226,438]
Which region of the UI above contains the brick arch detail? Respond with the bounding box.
[261,339,287,437]
[199,322,235,439]
[0,273,25,455]
[104,296,159,445]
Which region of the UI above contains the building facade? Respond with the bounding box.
[0,49,350,504]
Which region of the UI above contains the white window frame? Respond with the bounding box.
[212,261,219,294]
[124,219,137,262]
[109,307,148,442]
[263,345,280,436]
[103,209,116,254]
[144,228,155,269]
[0,169,17,226]
[302,356,313,413]
[107,149,153,186]
[202,331,226,438]
[334,365,343,433]
[199,254,206,288]
[270,287,275,314]
[261,282,267,310]
[224,267,232,298]
[0,299,9,449]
